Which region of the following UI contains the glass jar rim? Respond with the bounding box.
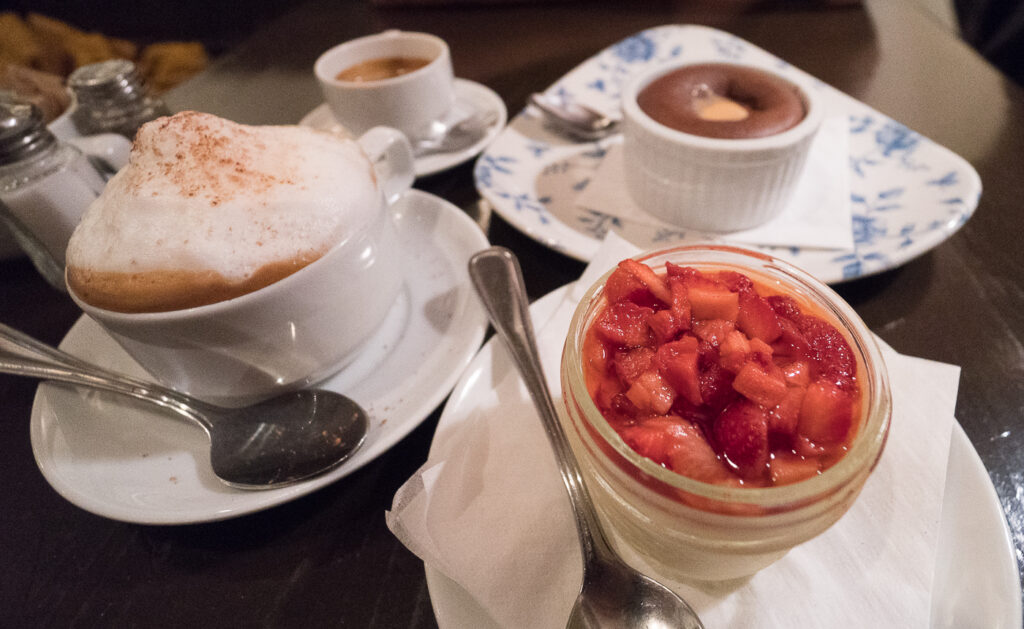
[562,244,892,508]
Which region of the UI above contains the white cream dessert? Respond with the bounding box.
[66,111,379,312]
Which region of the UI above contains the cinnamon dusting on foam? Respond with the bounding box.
[66,111,381,313]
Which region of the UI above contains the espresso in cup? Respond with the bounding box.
[636,63,806,140]
[66,111,384,313]
[335,56,432,82]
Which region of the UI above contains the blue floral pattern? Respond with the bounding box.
[474,25,980,284]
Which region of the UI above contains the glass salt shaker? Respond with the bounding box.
[0,99,107,291]
[68,59,170,139]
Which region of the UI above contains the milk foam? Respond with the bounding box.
[66,111,380,282]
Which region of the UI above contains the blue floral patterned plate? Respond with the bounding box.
[474,25,981,283]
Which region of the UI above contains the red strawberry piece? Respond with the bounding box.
[647,309,682,343]
[732,361,788,408]
[667,432,735,485]
[737,289,782,343]
[618,259,672,305]
[769,452,820,486]
[768,385,806,436]
[617,415,732,484]
[719,330,751,373]
[664,262,699,280]
[667,277,692,329]
[613,346,655,384]
[626,370,677,415]
[656,339,702,406]
[699,360,737,413]
[780,360,812,387]
[771,317,810,360]
[604,267,659,308]
[798,380,855,443]
[748,337,774,364]
[766,294,803,319]
[692,319,735,348]
[687,284,740,322]
[713,399,770,479]
[716,270,754,292]
[797,315,856,388]
[594,301,653,347]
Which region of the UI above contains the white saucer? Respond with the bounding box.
[301,78,506,179]
[423,286,1021,629]
[29,189,490,524]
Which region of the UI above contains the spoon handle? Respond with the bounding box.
[468,247,613,563]
[0,321,210,429]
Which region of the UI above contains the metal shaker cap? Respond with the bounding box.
[68,59,145,105]
[0,99,57,165]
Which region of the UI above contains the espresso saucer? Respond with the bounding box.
[300,78,506,178]
[29,189,489,524]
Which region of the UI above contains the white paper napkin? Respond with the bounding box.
[387,233,956,628]
[575,117,853,250]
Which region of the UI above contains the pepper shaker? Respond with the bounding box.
[68,59,170,139]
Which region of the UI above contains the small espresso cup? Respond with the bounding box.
[314,30,455,140]
[68,126,415,406]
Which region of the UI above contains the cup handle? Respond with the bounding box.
[358,126,415,204]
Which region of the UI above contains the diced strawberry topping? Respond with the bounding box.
[737,289,782,343]
[626,370,677,415]
[771,317,810,360]
[656,339,702,406]
[687,284,740,322]
[719,330,751,373]
[799,380,854,443]
[713,399,770,479]
[716,270,755,292]
[732,361,788,408]
[699,360,736,413]
[667,277,692,328]
[618,258,672,305]
[780,360,811,386]
[766,294,802,319]
[604,267,657,307]
[768,385,806,437]
[797,316,856,389]
[692,319,735,347]
[594,301,653,347]
[613,346,655,385]
[647,309,682,343]
[619,416,733,484]
[585,260,861,490]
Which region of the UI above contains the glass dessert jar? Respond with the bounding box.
[560,244,891,582]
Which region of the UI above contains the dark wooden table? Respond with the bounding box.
[3,0,1022,625]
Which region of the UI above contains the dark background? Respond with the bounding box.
[2,0,1023,86]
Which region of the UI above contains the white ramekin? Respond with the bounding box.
[621,61,823,232]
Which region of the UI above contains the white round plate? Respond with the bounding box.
[474,25,981,283]
[29,189,489,525]
[301,78,506,179]
[423,287,1021,629]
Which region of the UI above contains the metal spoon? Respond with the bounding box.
[468,247,704,629]
[529,92,620,141]
[0,321,368,489]
[413,109,498,157]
